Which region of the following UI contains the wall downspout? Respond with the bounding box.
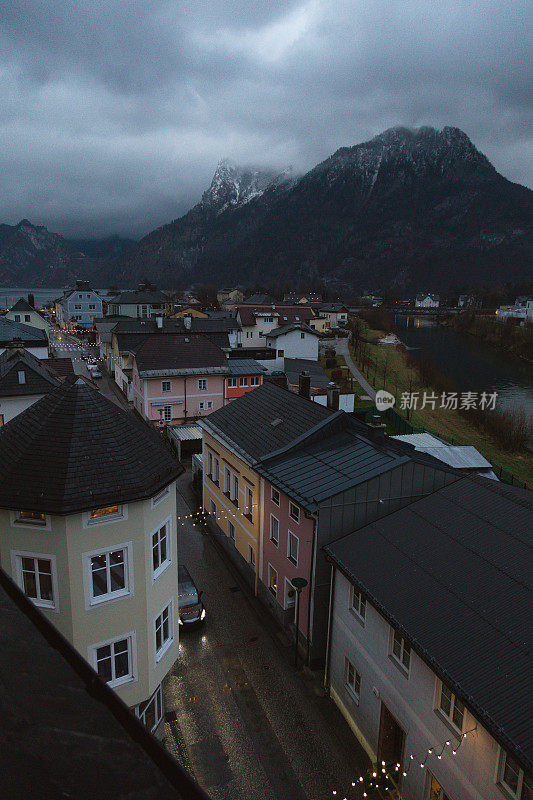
[184,377,187,421]
[306,512,318,667]
[324,562,335,693]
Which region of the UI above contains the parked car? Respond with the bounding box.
[87,364,102,379]
[178,564,205,627]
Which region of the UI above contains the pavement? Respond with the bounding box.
[333,337,376,400]
[163,470,369,800]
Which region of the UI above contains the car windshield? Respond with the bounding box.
[178,578,199,608]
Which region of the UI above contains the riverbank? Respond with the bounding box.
[440,312,533,361]
[349,317,533,488]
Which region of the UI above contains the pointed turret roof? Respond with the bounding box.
[0,378,181,514]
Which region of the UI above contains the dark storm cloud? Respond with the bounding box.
[1,0,531,238]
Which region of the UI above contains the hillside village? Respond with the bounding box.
[0,279,531,800]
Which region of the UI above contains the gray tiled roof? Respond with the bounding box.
[9,298,45,318]
[283,358,330,389]
[201,382,334,461]
[325,477,533,772]
[0,348,60,397]
[0,378,181,513]
[0,317,48,345]
[134,334,228,377]
[226,359,267,376]
[265,322,319,338]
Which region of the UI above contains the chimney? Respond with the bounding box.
[326,382,340,411]
[368,413,387,435]
[27,293,35,308]
[155,315,163,330]
[184,314,192,330]
[298,370,311,400]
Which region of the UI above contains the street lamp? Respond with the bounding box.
[290,577,308,669]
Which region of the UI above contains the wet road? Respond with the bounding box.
[164,475,368,800]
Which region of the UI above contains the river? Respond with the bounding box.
[392,314,533,417]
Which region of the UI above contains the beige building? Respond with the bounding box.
[5,298,50,337]
[0,377,182,735]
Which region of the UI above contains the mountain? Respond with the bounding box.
[115,126,532,292]
[0,220,135,287]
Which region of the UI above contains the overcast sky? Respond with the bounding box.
[1,0,531,239]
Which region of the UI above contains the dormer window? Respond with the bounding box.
[18,370,26,385]
[15,510,47,526]
[90,505,120,519]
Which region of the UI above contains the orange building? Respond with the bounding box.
[224,360,266,403]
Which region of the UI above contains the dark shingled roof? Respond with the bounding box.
[0,377,181,514]
[265,322,319,338]
[134,334,228,377]
[284,358,330,389]
[226,359,267,376]
[236,305,315,327]
[43,357,76,378]
[324,477,533,772]
[0,317,48,345]
[0,569,209,800]
[111,288,169,304]
[201,381,334,461]
[9,298,46,318]
[0,348,60,397]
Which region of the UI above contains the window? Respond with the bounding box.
[207,451,213,476]
[264,316,273,323]
[499,751,531,800]
[232,475,239,506]
[228,377,238,388]
[270,515,279,546]
[245,486,253,521]
[213,457,219,484]
[90,505,120,520]
[287,531,299,565]
[210,500,217,517]
[91,634,135,687]
[228,520,235,541]
[285,578,296,609]
[199,401,213,410]
[277,349,284,357]
[289,502,300,523]
[14,314,20,322]
[161,380,171,393]
[13,553,56,609]
[154,602,174,660]
[136,685,163,734]
[151,486,170,507]
[89,304,95,309]
[345,657,361,703]
[248,546,256,567]
[198,379,207,391]
[271,487,280,506]
[239,377,248,387]
[250,376,260,386]
[14,510,47,526]
[24,314,31,322]
[225,468,231,495]
[437,682,464,732]
[268,565,278,596]
[391,629,411,673]
[350,585,366,623]
[428,774,452,800]
[163,406,172,421]
[301,332,305,339]
[86,545,130,604]
[152,521,171,578]
[74,304,81,309]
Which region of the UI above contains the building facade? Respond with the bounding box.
[55,281,104,329]
[264,324,320,370]
[5,298,50,336]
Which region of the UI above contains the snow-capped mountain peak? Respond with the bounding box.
[201,160,287,213]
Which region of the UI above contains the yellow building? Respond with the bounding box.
[201,428,261,593]
[309,315,328,334]
[170,307,208,319]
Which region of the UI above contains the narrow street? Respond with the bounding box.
[333,337,376,400]
[164,472,368,800]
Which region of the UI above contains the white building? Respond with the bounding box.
[0,377,182,736]
[319,303,349,329]
[415,293,440,308]
[264,323,320,370]
[5,298,50,337]
[235,305,316,349]
[107,284,171,319]
[324,477,532,800]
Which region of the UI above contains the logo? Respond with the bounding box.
[375,390,395,412]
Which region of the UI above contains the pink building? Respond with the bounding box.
[132,334,229,425]
[261,479,315,638]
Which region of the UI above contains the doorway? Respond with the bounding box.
[378,702,405,773]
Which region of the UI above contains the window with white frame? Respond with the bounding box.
[245,486,253,520]
[250,376,260,386]
[151,486,170,507]
[13,553,57,609]
[248,545,256,567]
[498,751,531,800]
[14,510,47,527]
[228,520,235,541]
[225,467,231,494]
[207,451,213,477]
[161,380,171,393]
[91,633,135,687]
[213,456,219,484]
[199,401,213,410]
[210,499,217,517]
[154,601,174,660]
[86,504,125,527]
[152,520,171,578]
[270,515,279,546]
[268,565,278,596]
[345,657,361,703]
[437,682,464,732]
[85,544,131,604]
[228,377,237,388]
[287,531,299,565]
[350,585,366,623]
[289,502,300,523]
[390,628,411,673]
[271,486,280,506]
[285,578,296,609]
[239,377,248,387]
[163,406,172,421]
[232,475,239,506]
[136,684,163,734]
[198,378,207,391]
